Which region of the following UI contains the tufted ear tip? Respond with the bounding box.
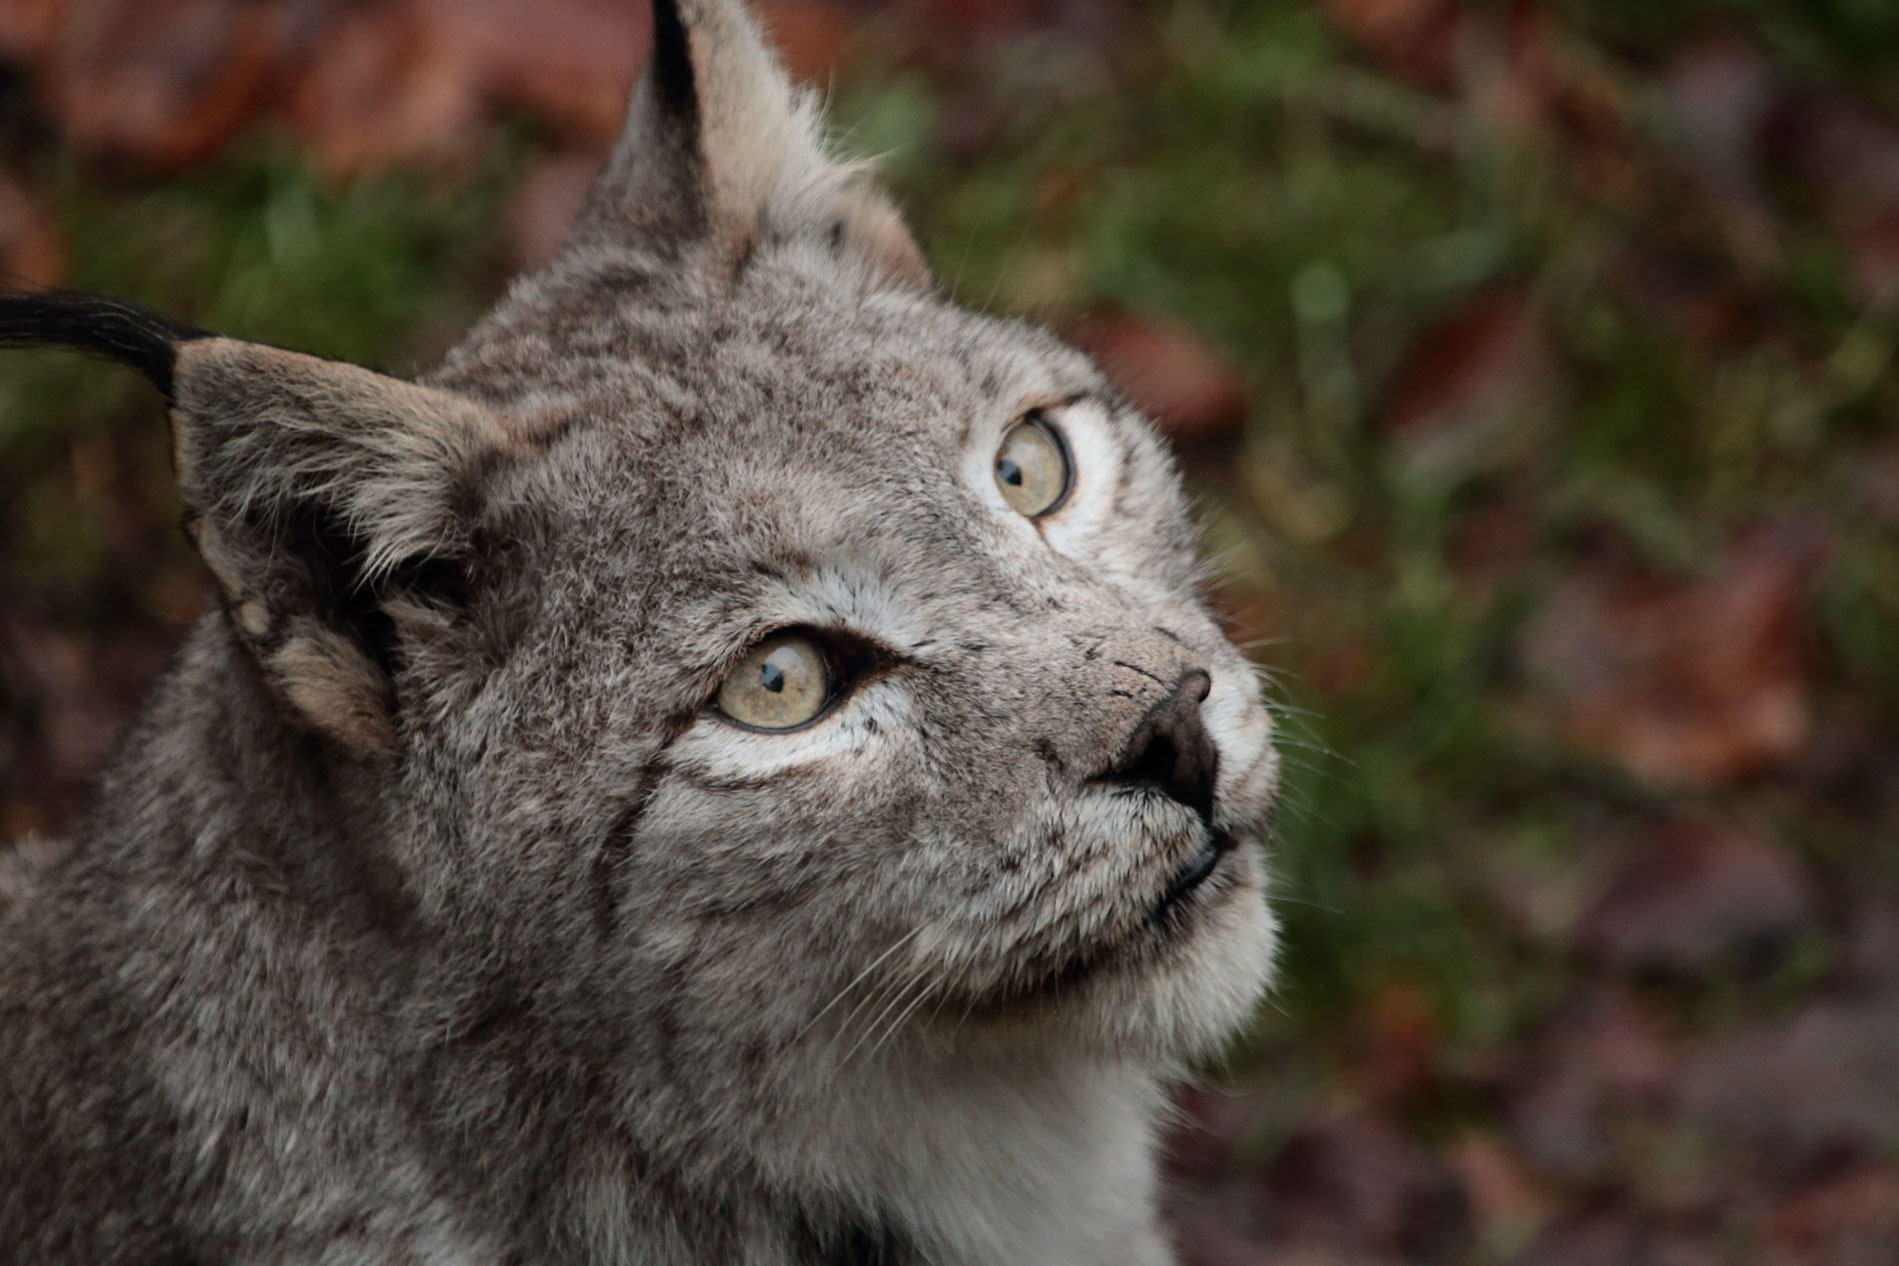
[572,0,933,290]
[0,290,208,401]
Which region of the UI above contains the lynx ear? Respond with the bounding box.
[0,292,510,758]
[574,0,930,292]
[173,339,513,757]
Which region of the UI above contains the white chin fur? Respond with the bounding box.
[957,843,1279,1069]
[1109,849,1279,1064]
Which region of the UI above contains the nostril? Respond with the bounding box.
[1105,669,1219,825]
[1124,730,1182,791]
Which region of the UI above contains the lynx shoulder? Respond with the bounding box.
[0,3,1279,1263]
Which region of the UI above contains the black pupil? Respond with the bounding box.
[997,457,1024,487]
[759,661,785,693]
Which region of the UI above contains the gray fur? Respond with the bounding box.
[0,3,1278,1262]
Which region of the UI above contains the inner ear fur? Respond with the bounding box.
[574,0,932,292]
[172,339,512,758]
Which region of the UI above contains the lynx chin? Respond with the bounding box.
[0,2,1279,1262]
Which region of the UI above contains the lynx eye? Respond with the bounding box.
[717,632,831,731]
[994,414,1071,518]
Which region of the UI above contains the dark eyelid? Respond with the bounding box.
[705,625,910,733]
[1008,409,1075,520]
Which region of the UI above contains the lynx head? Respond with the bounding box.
[2,0,1276,1078]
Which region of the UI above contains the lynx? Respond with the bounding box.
[0,2,1279,1262]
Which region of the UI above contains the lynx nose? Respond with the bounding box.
[1107,669,1219,825]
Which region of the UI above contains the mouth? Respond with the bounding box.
[1149,829,1235,922]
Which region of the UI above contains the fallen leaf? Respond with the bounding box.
[1445,1135,1549,1252]
[411,0,646,146]
[1507,988,1673,1180]
[1510,1208,1640,1266]
[1446,491,1539,603]
[1762,89,1899,304]
[1840,904,1899,997]
[1069,310,1248,447]
[0,175,66,289]
[1570,819,1815,976]
[0,0,65,62]
[45,0,280,170]
[1379,286,1555,489]
[1755,1160,1899,1266]
[1322,0,1457,92]
[1659,31,1775,185]
[286,2,489,179]
[1513,1209,1725,1266]
[1653,33,1784,276]
[1683,999,1899,1169]
[1348,979,1441,1108]
[1522,526,1822,789]
[1255,1108,1472,1261]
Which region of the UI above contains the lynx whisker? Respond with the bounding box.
[792,924,926,1044]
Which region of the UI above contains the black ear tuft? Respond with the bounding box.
[649,0,699,126]
[0,290,209,401]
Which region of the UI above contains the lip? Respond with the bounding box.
[1150,830,1235,921]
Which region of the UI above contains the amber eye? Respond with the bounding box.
[993,414,1072,518]
[717,632,832,731]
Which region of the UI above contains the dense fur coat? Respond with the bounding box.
[0,3,1280,1262]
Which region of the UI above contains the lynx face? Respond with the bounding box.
[413,260,1280,1066]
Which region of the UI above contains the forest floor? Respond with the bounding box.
[3,1,1897,1261]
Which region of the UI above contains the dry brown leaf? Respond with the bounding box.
[1507,988,1673,1179]
[1569,819,1815,975]
[1755,1161,1899,1266]
[1522,527,1822,789]
[0,175,67,289]
[1069,310,1248,447]
[412,0,645,146]
[287,3,488,179]
[1256,1108,1472,1261]
[1513,1210,1725,1266]
[1661,33,1775,185]
[1380,286,1555,488]
[1764,89,1899,304]
[45,0,280,170]
[0,0,65,61]
[1446,492,1539,603]
[1444,1135,1549,1250]
[1322,0,1456,91]
[1348,979,1441,1108]
[1684,1000,1899,1169]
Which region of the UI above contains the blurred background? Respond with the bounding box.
[2,0,1897,1261]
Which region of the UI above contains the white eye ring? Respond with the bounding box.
[993,413,1073,518]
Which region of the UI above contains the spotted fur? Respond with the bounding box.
[0,3,1278,1263]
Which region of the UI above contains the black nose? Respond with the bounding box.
[1107,669,1219,825]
